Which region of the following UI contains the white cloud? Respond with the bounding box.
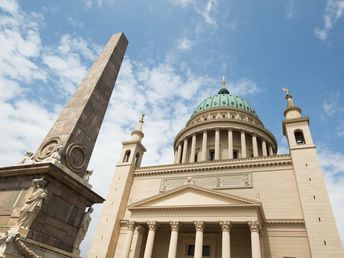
[83,0,103,9]
[0,0,19,16]
[42,34,99,95]
[173,0,195,8]
[198,0,217,25]
[229,79,261,96]
[314,0,344,41]
[177,37,194,50]
[171,0,217,26]
[318,148,344,244]
[285,0,296,19]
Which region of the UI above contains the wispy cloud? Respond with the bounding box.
[177,37,194,50]
[171,0,218,27]
[285,0,296,20]
[83,0,103,10]
[314,0,344,41]
[229,79,261,96]
[198,0,217,25]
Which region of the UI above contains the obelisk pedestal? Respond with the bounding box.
[0,32,128,258]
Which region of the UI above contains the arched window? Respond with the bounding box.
[123,150,131,162]
[295,130,306,145]
[134,153,140,167]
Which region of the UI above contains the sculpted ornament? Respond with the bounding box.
[241,176,250,186]
[219,221,232,232]
[44,146,63,163]
[147,221,157,231]
[73,207,93,255]
[18,152,34,165]
[0,229,42,258]
[18,178,48,230]
[194,221,205,232]
[248,221,261,232]
[127,221,136,231]
[84,169,93,182]
[170,221,180,232]
[282,88,295,108]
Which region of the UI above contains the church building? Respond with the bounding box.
[89,81,343,258]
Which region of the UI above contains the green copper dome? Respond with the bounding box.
[192,88,257,117]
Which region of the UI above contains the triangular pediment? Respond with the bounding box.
[129,184,260,210]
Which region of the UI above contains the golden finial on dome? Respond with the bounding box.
[221,76,227,87]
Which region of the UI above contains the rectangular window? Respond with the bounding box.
[187,245,195,255]
[186,245,211,256]
[202,245,211,256]
[209,149,215,160]
[233,150,238,159]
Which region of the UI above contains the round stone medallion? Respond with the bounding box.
[36,138,61,160]
[66,143,87,170]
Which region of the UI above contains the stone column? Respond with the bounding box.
[268,145,274,156]
[189,134,197,163]
[241,131,247,158]
[194,221,205,258]
[182,139,188,163]
[262,140,267,156]
[174,150,178,163]
[131,226,145,258]
[201,131,208,161]
[248,221,262,258]
[143,221,157,258]
[176,144,182,164]
[252,135,258,157]
[228,129,233,159]
[122,221,136,258]
[167,221,180,258]
[220,221,232,258]
[215,129,220,160]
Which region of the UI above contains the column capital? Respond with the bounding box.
[248,221,261,232]
[170,221,180,232]
[147,221,158,231]
[127,221,136,231]
[219,221,232,232]
[136,225,145,234]
[194,221,205,232]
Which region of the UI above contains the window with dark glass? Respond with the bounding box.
[233,150,239,159]
[187,245,195,255]
[186,245,210,256]
[202,245,211,256]
[209,149,215,160]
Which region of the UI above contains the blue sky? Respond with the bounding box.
[0,0,344,255]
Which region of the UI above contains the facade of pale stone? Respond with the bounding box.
[89,84,343,258]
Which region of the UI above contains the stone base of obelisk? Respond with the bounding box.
[0,161,104,257]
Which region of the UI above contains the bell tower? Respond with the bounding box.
[89,115,146,258]
[282,88,343,258]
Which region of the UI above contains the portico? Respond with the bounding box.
[120,220,261,258]
[120,184,264,258]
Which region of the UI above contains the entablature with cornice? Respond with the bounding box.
[134,154,292,177]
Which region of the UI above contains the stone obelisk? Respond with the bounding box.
[0,33,127,258]
[33,32,128,178]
